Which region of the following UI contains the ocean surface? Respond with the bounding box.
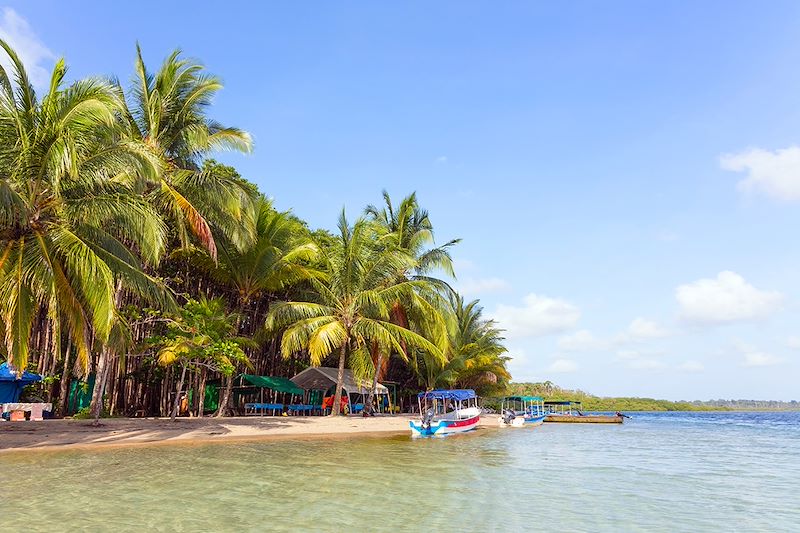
[2,412,799,532]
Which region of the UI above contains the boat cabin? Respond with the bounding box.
[417,389,478,418]
[502,395,544,416]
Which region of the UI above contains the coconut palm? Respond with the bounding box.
[88,48,256,419]
[188,196,322,415]
[362,191,457,410]
[124,45,256,258]
[413,292,510,396]
[0,40,167,376]
[266,212,443,415]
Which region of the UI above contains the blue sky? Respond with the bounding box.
[4,1,800,400]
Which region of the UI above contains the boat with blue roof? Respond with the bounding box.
[409,389,481,436]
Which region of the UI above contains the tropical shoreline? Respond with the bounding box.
[0,415,500,454]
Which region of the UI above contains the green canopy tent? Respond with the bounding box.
[234,374,306,415]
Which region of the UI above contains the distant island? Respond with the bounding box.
[508,382,800,411]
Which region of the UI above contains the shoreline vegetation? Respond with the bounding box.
[508,382,800,412]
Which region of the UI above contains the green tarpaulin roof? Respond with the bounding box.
[241,375,304,395]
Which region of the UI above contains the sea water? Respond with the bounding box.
[2,412,799,532]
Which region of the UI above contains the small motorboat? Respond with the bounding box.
[498,396,546,427]
[410,389,480,437]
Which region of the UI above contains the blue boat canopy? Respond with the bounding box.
[418,389,476,401]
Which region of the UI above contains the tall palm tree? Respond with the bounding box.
[0,40,167,376]
[89,47,256,419]
[413,292,510,396]
[362,191,457,409]
[188,197,322,415]
[124,45,256,258]
[266,212,443,415]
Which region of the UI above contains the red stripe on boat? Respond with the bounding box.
[443,416,480,428]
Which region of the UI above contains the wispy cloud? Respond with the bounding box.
[0,8,55,88]
[721,146,800,202]
[546,358,578,373]
[456,276,510,296]
[493,293,580,338]
[677,360,705,372]
[557,330,608,352]
[734,341,785,367]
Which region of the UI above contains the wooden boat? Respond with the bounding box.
[498,396,546,427]
[544,414,623,424]
[543,400,623,424]
[410,389,481,437]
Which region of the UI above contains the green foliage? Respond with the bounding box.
[154,297,248,375]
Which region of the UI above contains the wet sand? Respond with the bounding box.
[0,414,499,453]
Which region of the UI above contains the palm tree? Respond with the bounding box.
[124,45,256,258]
[188,197,322,415]
[0,40,167,377]
[89,47,256,419]
[266,212,443,415]
[362,191,457,410]
[413,292,510,396]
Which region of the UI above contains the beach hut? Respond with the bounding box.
[0,363,42,404]
[290,367,389,414]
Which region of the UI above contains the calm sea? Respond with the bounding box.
[2,412,799,532]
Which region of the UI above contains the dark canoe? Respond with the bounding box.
[544,414,624,424]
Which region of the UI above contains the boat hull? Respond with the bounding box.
[544,414,623,424]
[410,415,480,436]
[498,414,546,427]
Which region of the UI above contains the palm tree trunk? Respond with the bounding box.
[57,342,72,417]
[89,281,124,423]
[197,367,207,417]
[215,374,233,417]
[170,363,188,421]
[365,352,383,416]
[332,342,348,416]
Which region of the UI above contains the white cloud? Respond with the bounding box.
[557,330,607,352]
[456,276,510,296]
[435,155,448,164]
[742,352,783,367]
[615,348,665,362]
[547,359,578,373]
[786,336,800,350]
[676,271,783,324]
[0,8,54,88]
[493,293,580,338]
[721,146,800,202]
[734,341,784,367]
[626,318,669,339]
[628,358,666,370]
[678,360,705,372]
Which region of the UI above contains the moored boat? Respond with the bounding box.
[543,401,624,424]
[410,389,480,437]
[498,395,546,427]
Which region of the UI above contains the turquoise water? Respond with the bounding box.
[2,412,799,532]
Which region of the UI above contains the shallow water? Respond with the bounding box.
[3,412,799,532]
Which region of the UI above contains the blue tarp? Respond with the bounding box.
[0,363,42,403]
[418,389,476,401]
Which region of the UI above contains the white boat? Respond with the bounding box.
[410,390,480,437]
[498,396,546,427]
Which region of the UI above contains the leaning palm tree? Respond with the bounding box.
[266,212,443,415]
[0,40,167,376]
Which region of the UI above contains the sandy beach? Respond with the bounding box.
[0,414,499,453]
